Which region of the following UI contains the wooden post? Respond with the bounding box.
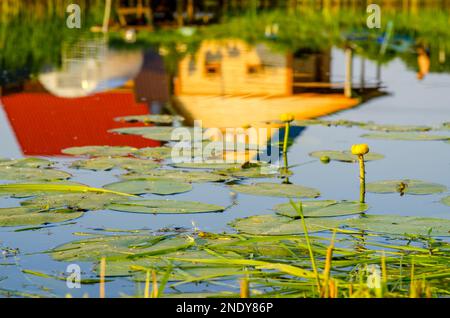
[344,47,353,98]
[102,0,112,33]
[187,0,194,23]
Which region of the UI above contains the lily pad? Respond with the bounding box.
[440,196,450,207]
[0,207,83,227]
[229,182,320,198]
[115,114,184,124]
[343,215,450,236]
[62,146,137,157]
[361,132,449,141]
[21,193,128,211]
[0,167,71,181]
[309,150,384,163]
[0,182,133,198]
[107,199,225,214]
[70,157,159,171]
[51,235,194,261]
[366,180,447,195]
[133,147,173,160]
[273,200,369,218]
[0,158,53,168]
[103,180,192,195]
[110,127,204,142]
[361,123,432,132]
[291,119,362,128]
[120,169,230,183]
[230,214,343,235]
[171,162,246,170]
[215,162,289,179]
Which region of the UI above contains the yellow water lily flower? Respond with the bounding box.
[351,144,369,156]
[280,113,295,123]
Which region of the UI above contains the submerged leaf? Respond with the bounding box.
[229,182,320,198]
[107,199,225,214]
[51,235,194,261]
[230,214,342,235]
[361,132,449,141]
[366,180,446,195]
[309,150,384,163]
[22,193,128,211]
[110,127,204,142]
[0,183,134,198]
[62,146,137,157]
[0,158,53,168]
[103,180,192,195]
[274,200,369,218]
[0,207,83,227]
[115,114,184,124]
[70,157,159,172]
[0,167,71,181]
[440,196,450,207]
[361,123,432,132]
[120,169,230,183]
[133,147,173,160]
[343,215,450,236]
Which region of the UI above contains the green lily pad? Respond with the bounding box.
[107,199,225,214]
[0,158,53,168]
[361,132,449,141]
[291,119,362,128]
[0,207,83,227]
[343,215,450,236]
[120,169,230,183]
[110,127,205,142]
[230,214,342,235]
[51,235,194,262]
[21,193,128,211]
[0,182,133,199]
[214,162,289,179]
[70,157,159,171]
[62,146,138,157]
[273,200,369,218]
[440,196,450,207]
[309,150,384,163]
[133,147,173,160]
[103,180,192,195]
[0,167,71,181]
[115,114,184,124]
[366,180,447,195]
[361,123,432,132]
[229,182,320,198]
[441,122,450,130]
[98,250,240,279]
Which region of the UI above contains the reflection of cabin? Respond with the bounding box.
[173,40,360,128]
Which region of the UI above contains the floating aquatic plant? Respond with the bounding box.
[366,179,447,196]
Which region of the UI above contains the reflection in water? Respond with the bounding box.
[173,40,372,129]
[39,37,144,98]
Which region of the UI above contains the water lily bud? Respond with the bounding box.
[280,113,295,123]
[351,144,369,156]
[320,156,330,164]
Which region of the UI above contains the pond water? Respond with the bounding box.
[0,2,449,298]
